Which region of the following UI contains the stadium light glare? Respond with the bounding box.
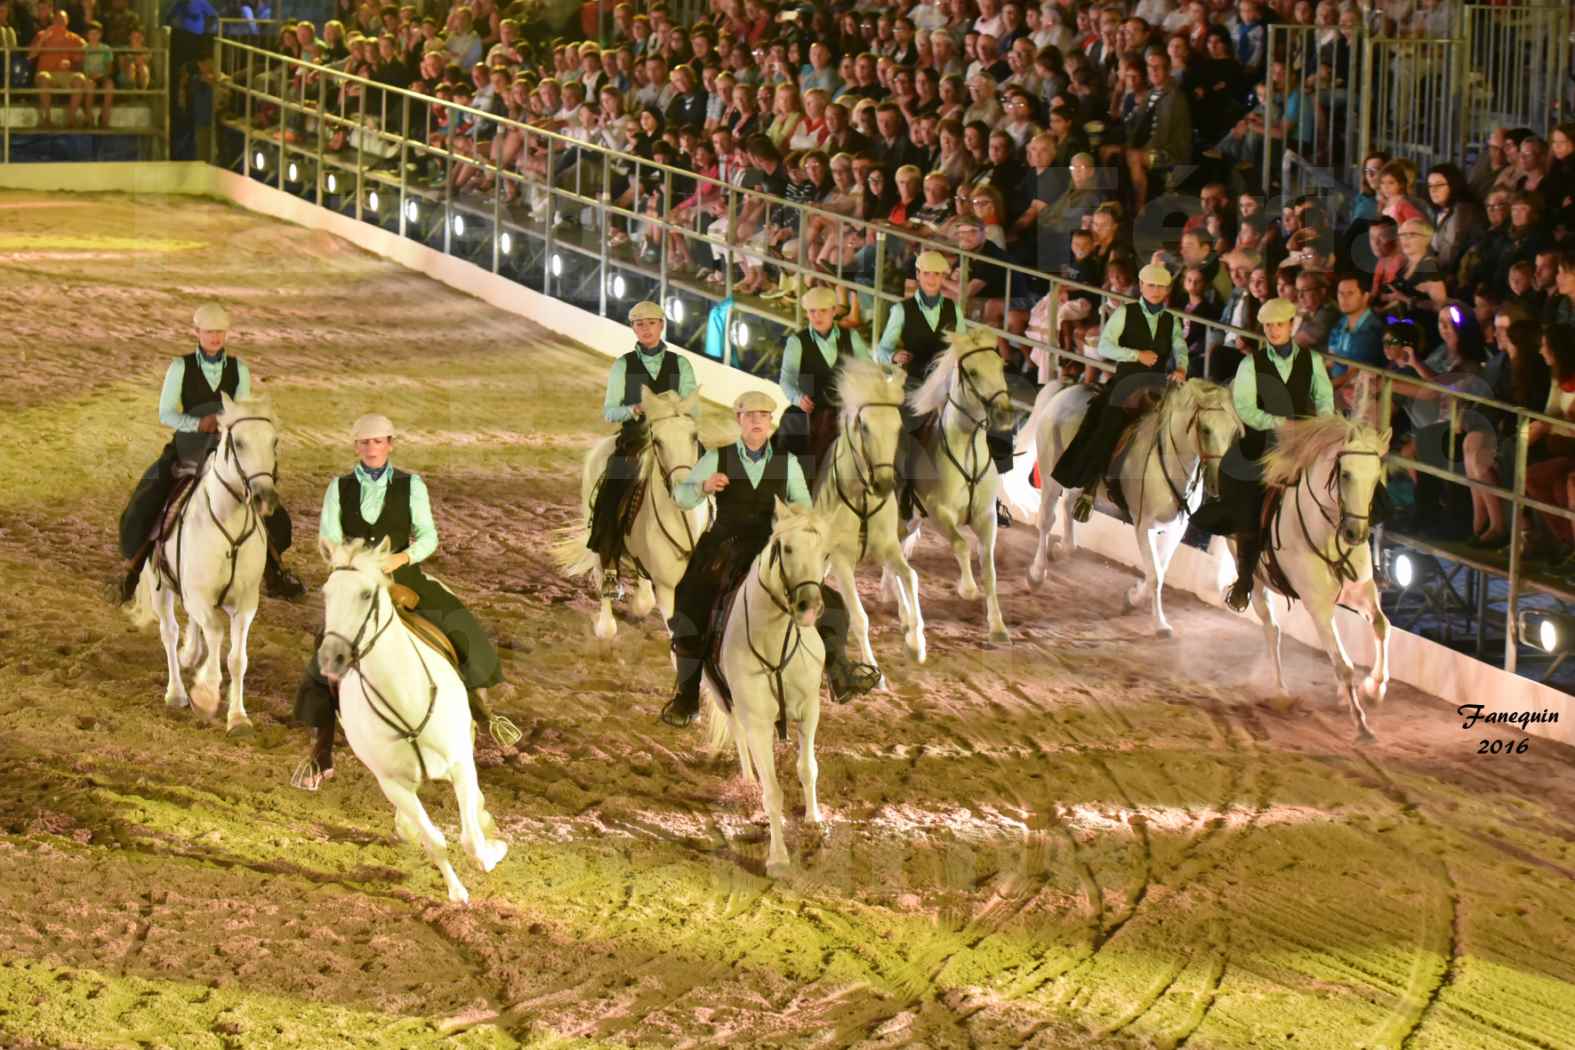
[325,172,339,194]
[252,150,267,172]
[453,214,466,237]
[732,320,752,348]
[367,190,380,212]
[405,199,420,223]
[665,296,685,324]
[550,253,564,277]
[499,231,513,255]
[608,274,626,299]
[286,160,299,183]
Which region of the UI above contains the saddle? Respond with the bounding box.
[1258,487,1301,603]
[896,410,943,521]
[150,472,201,586]
[389,583,461,669]
[1094,393,1166,525]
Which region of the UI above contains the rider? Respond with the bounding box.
[877,251,1015,523]
[660,390,879,728]
[1052,264,1189,522]
[292,413,509,788]
[587,299,699,600]
[777,284,871,487]
[116,302,304,603]
[1192,297,1335,611]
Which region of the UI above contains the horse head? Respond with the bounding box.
[948,330,1016,432]
[315,536,392,681]
[1173,380,1243,500]
[1331,424,1391,546]
[640,387,703,494]
[768,498,832,627]
[216,392,280,517]
[837,360,906,498]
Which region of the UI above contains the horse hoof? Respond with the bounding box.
[1355,729,1377,746]
[165,693,190,710]
[1361,676,1388,704]
[1266,694,1299,717]
[592,615,617,641]
[765,858,791,879]
[447,884,471,904]
[958,584,980,601]
[480,839,508,872]
[226,716,254,737]
[1155,625,1174,639]
[1027,564,1044,590]
[989,626,1011,646]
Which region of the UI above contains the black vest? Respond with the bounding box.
[1241,344,1316,460]
[180,351,242,418]
[712,443,791,548]
[620,347,683,408]
[338,469,414,552]
[793,324,857,404]
[1117,302,1176,367]
[898,295,959,382]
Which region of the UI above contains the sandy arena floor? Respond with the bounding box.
[1,191,1574,1050]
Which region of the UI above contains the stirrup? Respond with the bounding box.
[659,695,700,728]
[290,756,335,791]
[600,569,623,601]
[831,661,881,703]
[487,714,523,747]
[1070,493,1094,523]
[1224,578,1253,613]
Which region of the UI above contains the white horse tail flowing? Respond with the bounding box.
[550,524,600,578]
[1015,376,1068,457]
[125,560,160,630]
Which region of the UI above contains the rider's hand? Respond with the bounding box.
[1169,368,1186,383]
[702,472,730,494]
[798,395,815,412]
[198,414,219,433]
[629,403,644,418]
[893,350,911,367]
[381,552,410,573]
[1137,351,1160,367]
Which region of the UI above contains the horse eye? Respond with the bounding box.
[784,545,794,555]
[234,440,245,451]
[1341,471,1352,482]
[360,589,372,601]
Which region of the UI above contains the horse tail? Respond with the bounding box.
[703,687,758,784]
[1016,377,1067,456]
[550,525,600,579]
[125,561,160,630]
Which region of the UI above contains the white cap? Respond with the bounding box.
[193,302,231,330]
[1137,263,1173,287]
[1259,297,1297,324]
[916,250,951,274]
[733,390,776,414]
[629,300,665,322]
[351,413,396,441]
[802,286,837,310]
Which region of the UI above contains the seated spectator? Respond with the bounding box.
[30,8,87,127]
[80,18,113,125]
[1424,163,1485,277]
[1328,273,1385,399]
[1523,323,1575,562]
[1465,317,1551,548]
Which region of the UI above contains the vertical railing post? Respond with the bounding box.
[1505,416,1530,674]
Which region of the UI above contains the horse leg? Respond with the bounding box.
[742,712,789,875]
[187,603,226,721]
[154,580,190,710]
[178,614,205,670]
[377,775,470,902]
[796,695,822,826]
[223,602,257,735]
[1029,475,1061,588]
[593,595,617,640]
[972,500,1009,645]
[1126,519,1157,613]
[1149,520,1187,638]
[1249,585,1288,697]
[451,759,508,873]
[882,544,927,665]
[1351,579,1392,705]
[654,582,676,626]
[830,556,877,668]
[1306,594,1375,743]
[936,506,978,601]
[631,577,656,618]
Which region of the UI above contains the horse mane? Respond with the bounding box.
[1128,379,1231,453]
[908,327,995,416]
[1262,415,1385,486]
[769,499,826,543]
[837,359,908,423]
[220,394,276,425]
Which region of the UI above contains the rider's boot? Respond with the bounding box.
[660,634,705,728]
[995,499,1013,528]
[116,547,150,605]
[1225,533,1263,613]
[264,552,306,601]
[825,648,881,703]
[1071,491,1094,523]
[469,685,523,747]
[290,721,337,791]
[600,567,623,602]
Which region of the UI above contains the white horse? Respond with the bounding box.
[899,330,1016,644]
[1250,416,1393,742]
[816,359,927,672]
[317,537,507,903]
[705,500,834,875]
[1022,378,1243,636]
[127,393,277,734]
[556,388,718,640]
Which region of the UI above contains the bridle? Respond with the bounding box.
[645,414,706,561]
[830,401,902,559]
[741,532,824,739]
[1271,448,1384,586]
[159,416,277,609]
[1150,398,1235,511]
[939,347,1011,523]
[321,561,439,781]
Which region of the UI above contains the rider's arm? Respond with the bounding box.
[1169,312,1189,374]
[603,356,635,423]
[158,358,203,431]
[1232,354,1285,431]
[875,301,906,364]
[1097,306,1137,363]
[406,475,439,564]
[780,333,806,405]
[234,360,253,401]
[784,454,812,506]
[675,355,699,399]
[673,447,721,510]
[848,326,871,361]
[318,478,345,544]
[1309,353,1336,417]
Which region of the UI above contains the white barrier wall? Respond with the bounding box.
[5,162,1568,747]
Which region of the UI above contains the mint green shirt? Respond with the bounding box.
[318,463,439,564]
[1231,345,1335,432]
[602,345,699,423]
[877,294,963,364]
[673,441,812,510]
[1098,302,1189,372]
[158,351,253,431]
[780,325,870,405]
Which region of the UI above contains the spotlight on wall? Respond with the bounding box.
[252,149,267,172]
[499,231,513,256]
[608,273,627,299]
[452,213,467,238]
[665,296,686,325]
[405,199,420,224]
[368,189,381,212]
[550,253,564,277]
[1518,609,1575,655]
[732,319,753,348]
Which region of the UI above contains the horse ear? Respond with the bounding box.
[372,536,393,560]
[1377,427,1393,453]
[772,495,790,522]
[219,391,236,416]
[680,389,701,415]
[318,537,338,565]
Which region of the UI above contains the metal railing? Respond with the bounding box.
[1461,3,1572,136]
[0,38,171,162]
[210,36,1575,681]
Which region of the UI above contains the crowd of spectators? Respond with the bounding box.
[2,0,156,127]
[227,0,1575,564]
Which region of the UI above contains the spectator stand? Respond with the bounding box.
[205,27,1575,694]
[1,31,171,161]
